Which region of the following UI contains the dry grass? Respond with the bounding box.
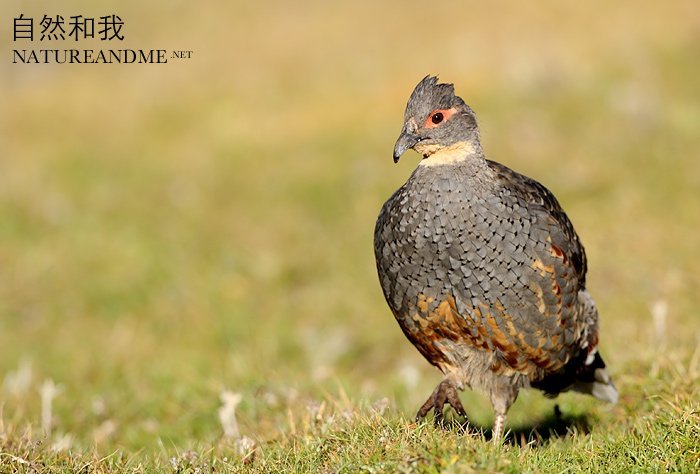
[1,0,699,472]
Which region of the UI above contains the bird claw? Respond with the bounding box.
[416,379,468,425]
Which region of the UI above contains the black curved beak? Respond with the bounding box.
[392,129,420,163]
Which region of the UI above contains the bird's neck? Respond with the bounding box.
[417,140,483,168]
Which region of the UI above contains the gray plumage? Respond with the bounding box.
[374,76,617,441]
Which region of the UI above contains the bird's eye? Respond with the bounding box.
[424,108,455,128]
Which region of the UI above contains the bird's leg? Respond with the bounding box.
[554,403,562,422]
[490,386,517,443]
[492,411,507,443]
[416,379,467,424]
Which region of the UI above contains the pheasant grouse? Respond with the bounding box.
[374,76,617,441]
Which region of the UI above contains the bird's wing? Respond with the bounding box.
[486,159,587,287]
[439,160,589,377]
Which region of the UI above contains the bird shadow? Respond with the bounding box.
[437,405,591,447]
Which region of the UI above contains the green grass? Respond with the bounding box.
[1,1,699,472]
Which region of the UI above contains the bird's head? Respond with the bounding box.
[393,75,480,164]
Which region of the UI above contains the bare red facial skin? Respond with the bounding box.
[423,107,458,129]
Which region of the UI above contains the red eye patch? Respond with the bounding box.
[424,107,458,129]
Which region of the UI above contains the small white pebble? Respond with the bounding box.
[398,363,420,391]
[371,397,391,417]
[40,379,63,436]
[219,391,243,438]
[262,391,279,407]
[50,433,72,452]
[91,396,107,416]
[2,359,33,398]
[306,400,324,421]
[93,420,117,444]
[651,299,668,343]
[236,436,256,464]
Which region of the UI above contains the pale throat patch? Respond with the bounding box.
[417,141,477,167]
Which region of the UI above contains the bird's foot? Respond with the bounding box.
[416,379,468,427]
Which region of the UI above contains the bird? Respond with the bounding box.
[374,76,618,442]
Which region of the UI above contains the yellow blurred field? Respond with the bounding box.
[1,1,699,471]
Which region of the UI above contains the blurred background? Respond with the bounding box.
[1,0,699,454]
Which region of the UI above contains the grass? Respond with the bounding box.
[1,0,699,472]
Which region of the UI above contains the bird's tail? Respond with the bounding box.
[532,349,619,403]
[570,350,619,404]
